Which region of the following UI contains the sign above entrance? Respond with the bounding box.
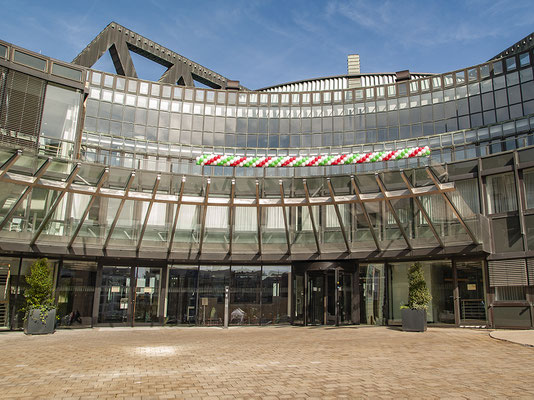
[196,146,430,167]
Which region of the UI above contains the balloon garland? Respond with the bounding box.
[196,146,430,167]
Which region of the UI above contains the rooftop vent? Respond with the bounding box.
[395,70,410,82]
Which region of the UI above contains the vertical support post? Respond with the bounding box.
[304,270,308,326]
[228,179,235,255]
[452,260,461,326]
[92,263,103,327]
[335,268,340,326]
[224,285,229,329]
[256,180,262,255]
[352,266,360,324]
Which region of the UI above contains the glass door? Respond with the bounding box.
[293,272,305,324]
[133,267,161,324]
[457,261,487,324]
[359,264,385,325]
[98,266,131,324]
[338,272,353,325]
[306,272,324,325]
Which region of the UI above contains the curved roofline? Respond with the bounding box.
[256,72,437,91]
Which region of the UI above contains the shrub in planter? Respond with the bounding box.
[401,262,432,332]
[23,258,56,335]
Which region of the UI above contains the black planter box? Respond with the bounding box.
[401,308,427,332]
[24,308,56,335]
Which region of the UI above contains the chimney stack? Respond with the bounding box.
[347,54,361,89]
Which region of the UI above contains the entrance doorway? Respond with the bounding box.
[298,264,356,326]
[98,265,162,326]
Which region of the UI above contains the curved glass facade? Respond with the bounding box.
[0,29,533,330]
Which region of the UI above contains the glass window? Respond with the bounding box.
[40,85,81,142]
[51,63,82,81]
[493,60,503,75]
[13,50,46,71]
[0,43,7,58]
[506,56,517,71]
[486,173,518,213]
[523,169,534,209]
[519,52,530,67]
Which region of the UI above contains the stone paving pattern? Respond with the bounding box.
[1,326,534,399]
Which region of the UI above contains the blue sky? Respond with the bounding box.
[1,0,533,89]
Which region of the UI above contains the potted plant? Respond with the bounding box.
[23,258,56,335]
[401,262,432,332]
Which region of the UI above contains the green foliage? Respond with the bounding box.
[23,258,55,321]
[407,262,432,310]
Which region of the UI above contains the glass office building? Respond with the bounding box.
[0,22,533,330]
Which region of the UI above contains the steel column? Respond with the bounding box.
[228,179,235,255]
[256,180,262,255]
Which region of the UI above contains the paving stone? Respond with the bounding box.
[0,326,533,398]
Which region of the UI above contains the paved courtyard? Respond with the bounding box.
[0,326,533,399]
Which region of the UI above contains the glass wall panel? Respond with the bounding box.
[230,266,261,325]
[197,266,230,325]
[359,264,385,325]
[108,200,148,246]
[322,204,348,251]
[261,207,286,253]
[486,173,518,214]
[232,207,257,253]
[261,265,290,324]
[389,261,454,324]
[166,265,198,325]
[98,266,130,324]
[134,267,161,324]
[142,202,174,247]
[292,206,319,252]
[56,260,96,328]
[0,183,27,232]
[39,84,81,159]
[203,205,229,252]
[350,203,378,250]
[420,194,471,244]
[173,204,200,252]
[523,169,534,209]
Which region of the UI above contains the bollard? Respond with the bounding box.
[224,285,229,329]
